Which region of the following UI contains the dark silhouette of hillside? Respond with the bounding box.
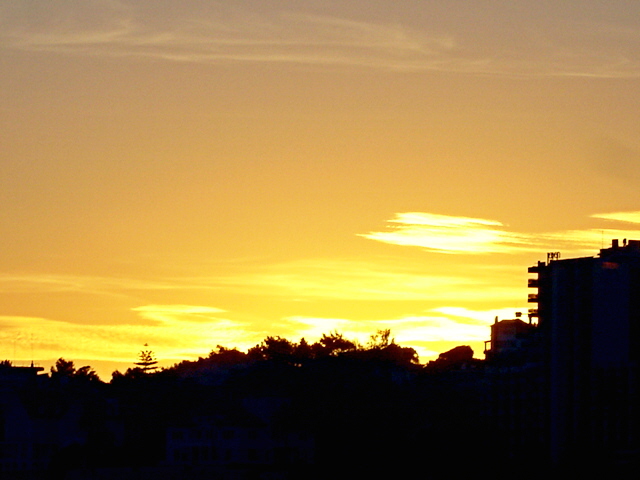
[1,331,494,479]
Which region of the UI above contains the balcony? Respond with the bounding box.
[528,278,539,288]
[528,309,539,317]
[528,294,539,303]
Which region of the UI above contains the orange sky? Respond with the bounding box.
[2,1,640,379]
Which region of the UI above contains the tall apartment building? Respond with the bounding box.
[528,240,640,466]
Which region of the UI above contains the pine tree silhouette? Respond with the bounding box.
[134,344,158,373]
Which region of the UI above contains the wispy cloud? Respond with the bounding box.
[0,261,520,304]
[360,211,640,255]
[0,273,184,295]
[193,258,523,303]
[132,304,227,324]
[0,4,454,70]
[358,213,529,255]
[2,1,639,77]
[592,211,640,225]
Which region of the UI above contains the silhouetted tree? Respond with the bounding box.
[248,336,296,362]
[314,331,357,357]
[50,358,76,379]
[134,345,158,373]
[50,357,101,383]
[208,345,247,365]
[293,337,314,364]
[368,329,392,349]
[74,365,101,383]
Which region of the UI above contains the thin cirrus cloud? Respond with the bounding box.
[0,273,186,296]
[0,4,456,69]
[359,212,640,255]
[1,1,639,77]
[132,305,228,324]
[0,258,522,307]
[192,258,524,303]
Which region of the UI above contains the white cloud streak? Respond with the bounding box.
[592,211,640,225]
[360,211,640,256]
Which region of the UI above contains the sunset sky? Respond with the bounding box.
[3,1,640,379]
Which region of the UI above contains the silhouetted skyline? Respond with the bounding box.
[2,240,640,476]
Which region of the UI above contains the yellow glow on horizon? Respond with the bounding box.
[0,311,258,369]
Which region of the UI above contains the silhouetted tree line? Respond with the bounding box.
[163,329,419,376]
[3,332,494,479]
